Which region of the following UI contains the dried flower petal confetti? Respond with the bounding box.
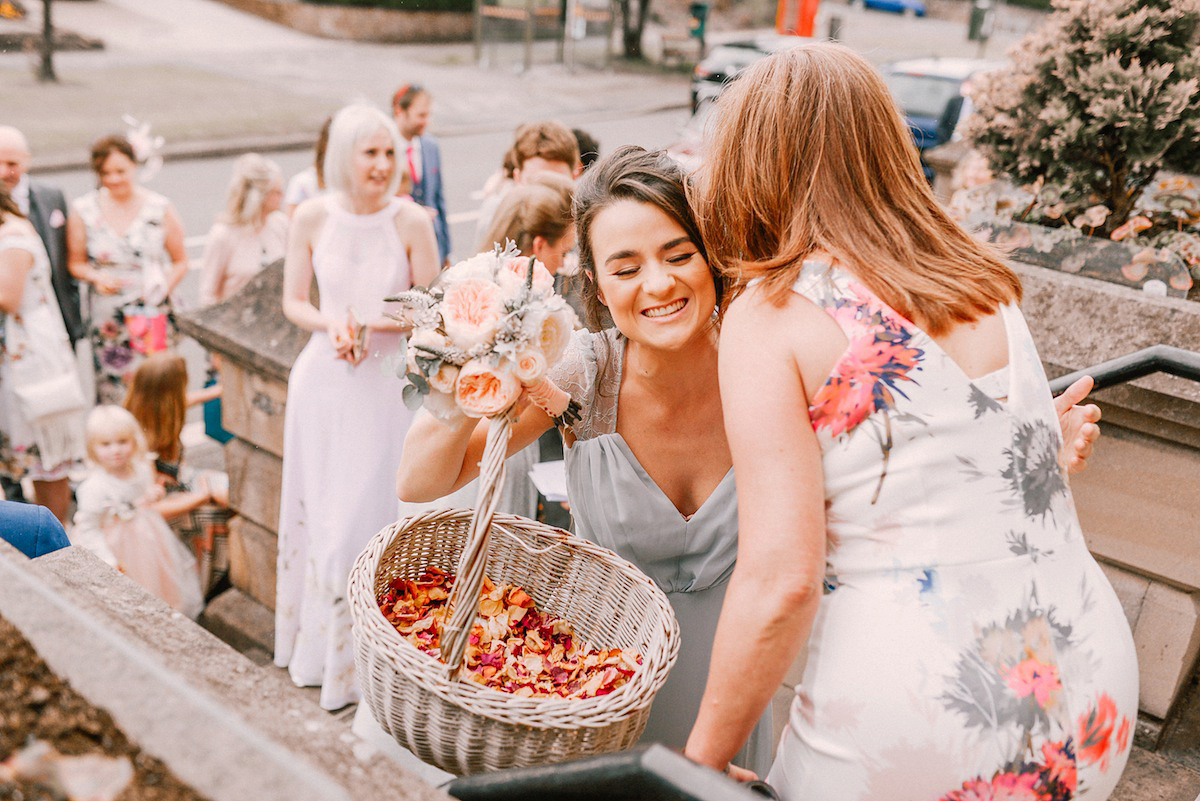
[379,567,641,699]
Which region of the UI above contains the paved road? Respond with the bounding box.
[2,0,1036,169]
[35,107,691,263]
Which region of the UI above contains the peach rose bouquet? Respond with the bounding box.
[387,243,581,425]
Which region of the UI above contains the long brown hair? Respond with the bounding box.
[574,145,720,331]
[0,183,22,221]
[124,351,188,464]
[691,43,1020,335]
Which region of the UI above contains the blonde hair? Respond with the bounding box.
[85,406,148,467]
[692,43,1021,335]
[323,104,404,197]
[222,153,283,227]
[477,172,574,254]
[124,351,188,464]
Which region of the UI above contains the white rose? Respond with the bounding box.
[423,389,464,422]
[512,348,547,384]
[538,305,577,365]
[442,251,499,284]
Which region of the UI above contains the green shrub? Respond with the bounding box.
[965,0,1200,235]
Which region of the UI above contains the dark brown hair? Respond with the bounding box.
[573,145,720,331]
[0,183,23,221]
[314,115,333,190]
[692,43,1021,335]
[89,135,137,176]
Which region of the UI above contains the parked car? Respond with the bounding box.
[859,0,926,16]
[879,57,1005,177]
[682,49,1004,180]
[690,34,814,112]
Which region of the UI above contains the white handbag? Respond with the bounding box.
[12,369,88,422]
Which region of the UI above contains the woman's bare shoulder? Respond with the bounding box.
[292,195,330,233]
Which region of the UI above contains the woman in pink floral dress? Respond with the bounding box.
[683,44,1138,801]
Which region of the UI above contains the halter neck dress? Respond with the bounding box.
[274,196,416,711]
[548,327,773,777]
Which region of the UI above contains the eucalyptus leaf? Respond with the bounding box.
[407,371,431,393]
[402,382,425,411]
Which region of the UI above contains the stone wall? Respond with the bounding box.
[1016,263,1200,739]
[0,540,447,801]
[216,0,472,43]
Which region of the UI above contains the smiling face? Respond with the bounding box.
[590,199,716,351]
[351,127,396,200]
[98,151,138,199]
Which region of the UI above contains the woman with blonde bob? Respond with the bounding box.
[682,44,1136,800]
[199,153,287,306]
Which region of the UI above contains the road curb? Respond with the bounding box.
[28,100,691,174]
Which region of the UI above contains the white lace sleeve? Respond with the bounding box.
[547,328,620,440]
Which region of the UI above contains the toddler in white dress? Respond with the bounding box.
[70,406,204,618]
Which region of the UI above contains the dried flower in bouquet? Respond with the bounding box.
[387,242,581,427]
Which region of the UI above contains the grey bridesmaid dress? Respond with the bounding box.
[550,328,773,777]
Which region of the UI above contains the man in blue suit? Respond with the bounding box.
[392,84,450,266]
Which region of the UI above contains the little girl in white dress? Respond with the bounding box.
[71,406,204,619]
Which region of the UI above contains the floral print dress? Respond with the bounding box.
[73,189,178,404]
[769,262,1138,801]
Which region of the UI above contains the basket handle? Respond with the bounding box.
[439,414,511,678]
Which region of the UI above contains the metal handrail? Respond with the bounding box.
[1049,345,1200,395]
[445,744,776,801]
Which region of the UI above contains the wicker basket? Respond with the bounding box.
[348,421,680,775]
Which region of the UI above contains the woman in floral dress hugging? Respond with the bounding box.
[682,44,1137,801]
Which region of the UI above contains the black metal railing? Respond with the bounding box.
[1049,344,1200,395]
[445,744,777,801]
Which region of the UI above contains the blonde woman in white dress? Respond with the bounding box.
[274,104,440,711]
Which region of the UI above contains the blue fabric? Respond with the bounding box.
[203,374,233,444]
[0,500,70,558]
[411,136,450,264]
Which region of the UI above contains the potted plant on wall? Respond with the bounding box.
[952,0,1200,299]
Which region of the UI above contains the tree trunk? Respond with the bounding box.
[38,0,56,82]
[616,0,648,60]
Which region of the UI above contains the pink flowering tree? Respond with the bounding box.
[964,0,1200,238]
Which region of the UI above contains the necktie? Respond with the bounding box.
[407,143,421,189]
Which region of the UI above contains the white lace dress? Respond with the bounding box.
[274,196,416,711]
[547,327,774,777]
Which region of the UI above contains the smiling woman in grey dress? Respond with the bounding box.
[397,145,773,775]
